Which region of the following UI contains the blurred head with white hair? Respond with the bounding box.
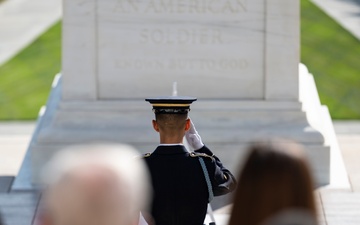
[38,144,151,225]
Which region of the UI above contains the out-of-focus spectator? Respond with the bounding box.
[38,144,151,225]
[228,140,317,225]
[261,209,317,225]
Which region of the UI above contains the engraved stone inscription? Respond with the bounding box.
[114,0,247,14]
[98,0,264,98]
[116,59,248,70]
[139,29,223,44]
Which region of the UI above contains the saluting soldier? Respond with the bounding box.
[144,96,236,225]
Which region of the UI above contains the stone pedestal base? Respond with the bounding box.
[16,65,341,187]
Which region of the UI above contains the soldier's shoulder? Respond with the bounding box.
[142,152,152,158]
[189,152,214,161]
[134,153,152,160]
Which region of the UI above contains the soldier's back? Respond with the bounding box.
[144,145,210,225]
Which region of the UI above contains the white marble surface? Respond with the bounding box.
[0,123,34,176]
[62,0,97,100]
[97,0,263,99]
[264,0,299,100]
[62,0,300,100]
[28,71,333,185]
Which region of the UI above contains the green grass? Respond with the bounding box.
[0,21,61,120]
[301,0,360,119]
[0,1,359,120]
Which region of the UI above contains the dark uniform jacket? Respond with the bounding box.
[144,144,236,225]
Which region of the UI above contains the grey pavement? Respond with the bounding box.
[0,122,34,176]
[316,120,360,225]
[312,0,360,40]
[334,121,360,192]
[0,0,62,66]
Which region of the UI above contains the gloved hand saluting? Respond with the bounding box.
[185,119,204,150]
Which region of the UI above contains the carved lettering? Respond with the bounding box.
[116,59,248,70]
[117,59,165,70]
[139,28,223,44]
[188,0,204,13]
[114,0,138,13]
[115,0,247,14]
[144,0,160,13]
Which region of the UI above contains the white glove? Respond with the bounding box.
[138,212,149,225]
[185,119,204,150]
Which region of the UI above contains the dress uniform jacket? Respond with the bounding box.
[144,144,236,225]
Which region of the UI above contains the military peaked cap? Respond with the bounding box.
[145,96,197,114]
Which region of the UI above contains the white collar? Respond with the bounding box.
[159,143,184,146]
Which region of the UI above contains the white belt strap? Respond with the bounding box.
[198,157,214,202]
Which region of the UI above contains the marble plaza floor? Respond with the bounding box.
[316,121,360,225]
[0,0,61,66]
[0,121,360,225]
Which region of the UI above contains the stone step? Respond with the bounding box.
[0,176,14,193]
[0,192,40,225]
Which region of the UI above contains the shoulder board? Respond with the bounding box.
[143,153,152,158]
[189,152,214,160]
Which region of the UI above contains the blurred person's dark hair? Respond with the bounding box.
[38,144,151,225]
[261,209,317,225]
[228,139,317,225]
